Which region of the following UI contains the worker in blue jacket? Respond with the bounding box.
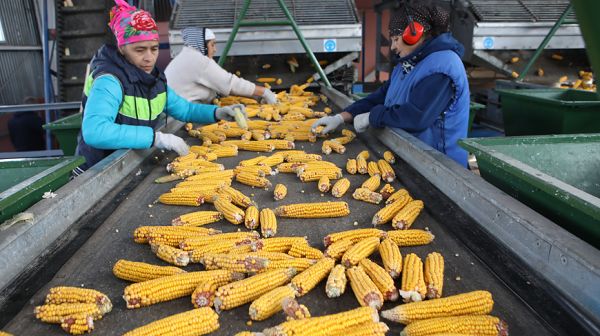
[312,4,470,167]
[75,0,245,171]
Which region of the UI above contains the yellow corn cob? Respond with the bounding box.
[261,258,317,272]
[240,156,268,166]
[258,77,277,83]
[291,257,335,296]
[172,211,223,226]
[400,315,508,336]
[175,179,231,190]
[203,253,269,272]
[190,281,219,308]
[346,266,384,310]
[282,297,311,321]
[331,178,350,198]
[251,237,308,253]
[189,145,209,155]
[341,129,356,139]
[382,290,493,325]
[379,184,395,200]
[388,229,434,246]
[274,183,288,201]
[324,239,355,259]
[180,231,260,250]
[210,145,239,157]
[259,154,285,167]
[256,139,295,150]
[150,243,190,266]
[165,189,221,204]
[285,153,322,163]
[323,228,386,246]
[133,226,220,245]
[167,160,223,173]
[353,188,383,204]
[298,170,342,182]
[245,205,260,230]
[184,169,235,180]
[318,175,331,192]
[123,307,220,336]
[288,242,324,259]
[235,165,275,177]
[296,162,340,174]
[260,208,278,238]
[343,321,389,336]
[321,142,332,155]
[386,188,411,205]
[243,251,294,260]
[378,238,402,278]
[277,150,307,158]
[276,162,300,173]
[44,287,111,314]
[325,264,347,298]
[359,258,398,301]
[425,252,445,299]
[113,260,186,283]
[228,141,275,152]
[0,332,13,336]
[362,174,381,191]
[214,268,296,311]
[34,303,103,324]
[392,200,424,229]
[158,192,204,206]
[214,196,245,224]
[323,140,346,154]
[189,240,253,263]
[356,156,368,174]
[221,127,247,137]
[400,253,427,303]
[236,172,272,188]
[372,194,412,225]
[249,285,297,321]
[346,159,357,174]
[60,313,94,335]
[263,306,378,336]
[275,202,350,218]
[341,236,380,267]
[252,130,267,141]
[383,151,396,164]
[219,186,255,208]
[367,161,381,176]
[377,159,396,182]
[123,270,242,308]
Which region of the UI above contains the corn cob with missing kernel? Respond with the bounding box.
[353,188,383,204]
[245,206,260,229]
[425,252,445,299]
[285,153,322,163]
[249,285,297,321]
[331,178,350,197]
[291,257,335,296]
[401,253,427,303]
[277,162,300,173]
[388,229,434,246]
[383,151,395,164]
[60,313,94,335]
[382,290,494,324]
[275,202,350,218]
[346,159,357,174]
[378,159,396,182]
[282,297,311,321]
[223,140,275,152]
[341,236,380,267]
[372,193,412,225]
[357,156,368,174]
[392,200,424,229]
[346,266,384,310]
[318,175,331,192]
[236,172,272,188]
[260,208,278,238]
[180,231,259,250]
[172,211,223,227]
[260,258,317,272]
[288,242,323,259]
[324,228,386,247]
[298,169,342,182]
[34,303,103,324]
[379,184,395,200]
[378,238,402,278]
[202,253,269,272]
[325,264,347,298]
[240,156,268,167]
[191,276,238,308]
[134,226,220,245]
[44,287,112,314]
[113,260,186,283]
[150,243,190,266]
[251,237,308,253]
[324,239,355,259]
[400,315,508,336]
[214,268,296,311]
[219,186,255,208]
[386,188,410,205]
[214,196,245,225]
[123,307,219,336]
[273,184,287,201]
[322,140,346,154]
[189,240,253,263]
[359,258,398,301]
[362,174,381,191]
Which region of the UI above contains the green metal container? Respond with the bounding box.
[0,156,85,223]
[498,88,600,136]
[459,134,600,248]
[43,113,82,156]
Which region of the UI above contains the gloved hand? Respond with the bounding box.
[311,114,344,134]
[353,112,370,133]
[261,88,278,105]
[154,131,189,156]
[215,104,247,121]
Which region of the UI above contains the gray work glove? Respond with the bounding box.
[154,131,189,156]
[311,114,344,134]
[215,104,248,129]
[261,88,278,105]
[353,112,370,133]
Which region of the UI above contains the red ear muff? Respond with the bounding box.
[402,22,424,45]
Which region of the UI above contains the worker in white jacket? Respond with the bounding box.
[165,27,278,104]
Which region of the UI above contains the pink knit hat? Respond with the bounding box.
[109,0,159,47]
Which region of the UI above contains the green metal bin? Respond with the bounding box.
[498,88,600,136]
[0,156,85,223]
[459,134,600,248]
[43,113,82,156]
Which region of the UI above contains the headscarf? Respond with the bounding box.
[389,2,449,38]
[182,27,216,56]
[108,0,159,47]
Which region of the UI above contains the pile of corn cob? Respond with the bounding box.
[33,286,112,335]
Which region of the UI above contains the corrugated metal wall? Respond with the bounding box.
[0,0,44,105]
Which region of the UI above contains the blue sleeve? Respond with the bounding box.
[369,74,454,132]
[82,75,154,150]
[165,86,217,124]
[345,80,390,117]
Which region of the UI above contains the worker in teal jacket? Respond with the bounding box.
[76,0,245,171]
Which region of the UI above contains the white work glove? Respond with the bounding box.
[311,114,344,134]
[261,88,278,105]
[353,112,370,133]
[154,131,189,156]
